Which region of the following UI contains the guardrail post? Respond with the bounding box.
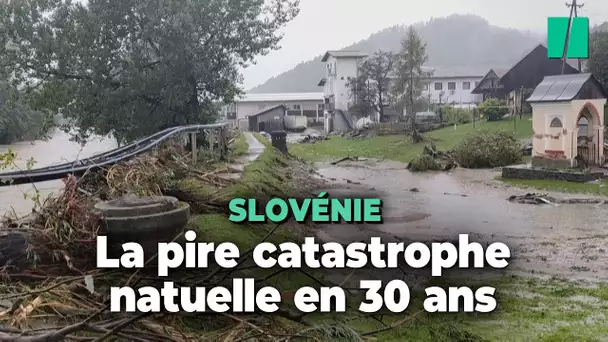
[190,132,197,164]
[218,125,228,160]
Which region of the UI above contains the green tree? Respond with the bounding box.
[478,98,508,121]
[0,0,299,144]
[392,26,429,143]
[587,31,608,90]
[0,81,53,144]
[346,51,394,121]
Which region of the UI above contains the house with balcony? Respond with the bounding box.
[317,50,369,112]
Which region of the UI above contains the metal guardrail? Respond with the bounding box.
[0,123,231,186]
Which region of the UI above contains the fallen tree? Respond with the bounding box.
[407,143,458,172]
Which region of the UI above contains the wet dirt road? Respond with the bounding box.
[314,159,608,283]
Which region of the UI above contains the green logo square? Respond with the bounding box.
[547,16,589,59]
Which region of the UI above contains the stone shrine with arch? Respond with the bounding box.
[527,73,607,168]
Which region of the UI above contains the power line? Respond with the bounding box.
[562,0,584,74]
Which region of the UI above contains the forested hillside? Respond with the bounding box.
[249,14,544,93]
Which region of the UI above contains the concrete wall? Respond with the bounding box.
[502,166,604,182]
[531,102,573,164]
[531,99,607,167]
[332,110,353,133]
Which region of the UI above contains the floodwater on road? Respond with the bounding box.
[0,130,116,216]
[315,159,608,282]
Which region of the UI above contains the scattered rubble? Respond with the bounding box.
[507,193,608,205]
[331,156,369,165]
[507,193,558,205]
[444,192,468,197]
[299,134,328,144]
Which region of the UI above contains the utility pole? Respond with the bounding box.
[562,0,584,74]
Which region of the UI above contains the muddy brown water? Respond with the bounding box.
[314,160,608,283]
[0,130,116,216]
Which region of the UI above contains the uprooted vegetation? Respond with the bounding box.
[0,133,606,340]
[0,134,330,340]
[407,143,457,172]
[0,133,498,341]
[407,130,522,172]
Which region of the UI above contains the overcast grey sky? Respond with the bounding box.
[241,0,608,89]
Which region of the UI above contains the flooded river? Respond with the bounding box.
[0,129,116,216]
[315,160,608,282]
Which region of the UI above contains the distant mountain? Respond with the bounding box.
[249,14,545,93]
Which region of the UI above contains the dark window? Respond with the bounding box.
[448,82,456,90]
[550,117,563,128]
[227,112,237,120]
[578,116,589,137]
[318,103,324,110]
[462,81,470,90]
[434,82,442,90]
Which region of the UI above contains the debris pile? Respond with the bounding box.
[0,139,354,341]
[299,134,328,144]
[407,143,458,172]
[507,193,557,205]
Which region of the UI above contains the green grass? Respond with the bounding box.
[289,116,533,163]
[221,134,294,199]
[228,132,248,157]
[305,275,608,341]
[184,130,608,340]
[190,211,608,340]
[187,129,608,340]
[501,178,608,196]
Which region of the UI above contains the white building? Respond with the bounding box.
[420,66,487,108]
[317,50,369,111]
[317,49,491,111]
[223,92,325,122]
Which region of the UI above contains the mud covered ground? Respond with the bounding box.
[313,158,608,283]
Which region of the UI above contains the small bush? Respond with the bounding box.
[478,98,509,121]
[408,153,441,172]
[454,130,521,168]
[443,106,472,124]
